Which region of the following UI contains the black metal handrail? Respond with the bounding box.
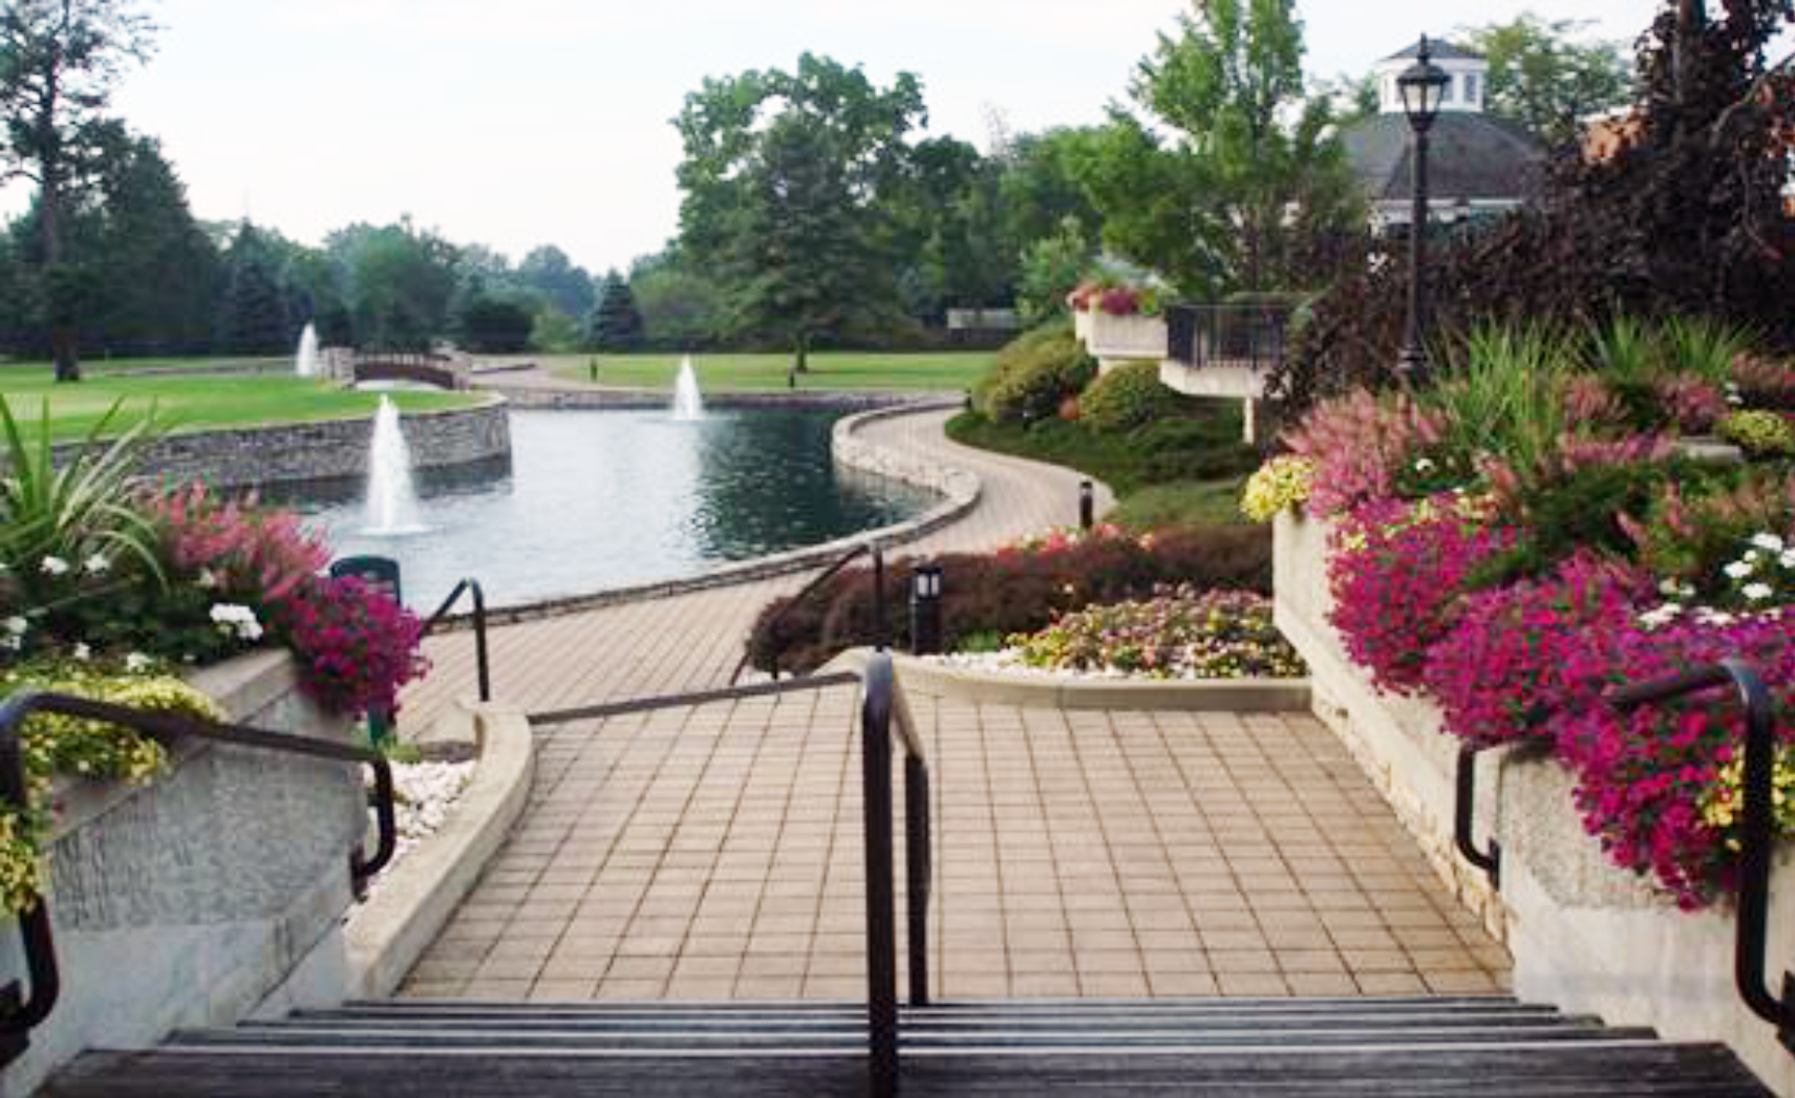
[1163,302,1292,372]
[1454,744,1503,890]
[861,650,930,1098]
[1610,660,1792,1053]
[424,577,491,703]
[0,690,400,1051]
[730,540,888,686]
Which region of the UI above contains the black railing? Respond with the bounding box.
[424,578,492,704]
[1610,660,1793,1054]
[861,650,931,1098]
[730,540,888,686]
[1454,744,1503,890]
[0,690,400,1059]
[1164,302,1291,372]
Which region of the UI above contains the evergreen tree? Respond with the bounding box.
[587,270,644,351]
[91,135,220,355]
[216,223,291,355]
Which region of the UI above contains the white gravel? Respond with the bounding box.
[926,650,1154,681]
[389,760,476,863]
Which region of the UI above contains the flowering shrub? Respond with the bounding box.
[1009,587,1304,679]
[1281,389,1449,518]
[1423,554,1653,747]
[1327,495,1520,694]
[145,483,331,605]
[1240,456,1314,522]
[274,575,429,718]
[1656,374,1729,434]
[1718,409,1795,458]
[1067,280,1163,317]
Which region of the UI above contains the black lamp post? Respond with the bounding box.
[1396,35,1450,386]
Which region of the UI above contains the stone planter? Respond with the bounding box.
[1072,307,1094,342]
[0,649,367,1098]
[1273,510,1795,1096]
[1083,312,1167,372]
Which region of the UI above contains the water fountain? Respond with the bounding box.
[671,356,704,421]
[294,322,318,378]
[363,396,426,535]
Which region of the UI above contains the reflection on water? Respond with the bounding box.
[287,409,932,610]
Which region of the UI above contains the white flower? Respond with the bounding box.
[1744,550,1761,564]
[1414,457,1436,474]
[1725,561,1754,580]
[209,603,264,642]
[1782,550,1795,570]
[71,642,91,661]
[1694,607,1738,627]
[196,568,220,589]
[2,616,24,637]
[39,556,68,576]
[1752,533,1786,553]
[123,652,153,674]
[1743,583,1774,602]
[1638,603,1683,630]
[1658,579,1681,596]
[83,554,109,575]
[0,635,17,653]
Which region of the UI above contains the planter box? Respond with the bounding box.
[1274,510,1795,1096]
[1083,312,1167,372]
[0,650,366,1098]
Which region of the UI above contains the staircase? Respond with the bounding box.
[41,995,1772,1096]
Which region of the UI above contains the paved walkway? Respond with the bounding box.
[398,398,1509,1001]
[399,404,1109,732]
[401,689,1507,1000]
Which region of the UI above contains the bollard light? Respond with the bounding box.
[1079,479,1095,531]
[910,564,944,656]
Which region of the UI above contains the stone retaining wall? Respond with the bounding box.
[482,385,948,413]
[1273,510,1795,1097]
[0,650,367,1098]
[47,399,510,490]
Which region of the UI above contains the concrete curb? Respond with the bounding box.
[430,399,981,629]
[835,647,1310,712]
[343,699,535,998]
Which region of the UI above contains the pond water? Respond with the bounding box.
[288,408,934,611]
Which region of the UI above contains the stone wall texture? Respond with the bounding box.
[1274,510,1795,1097]
[45,399,511,490]
[0,650,366,1098]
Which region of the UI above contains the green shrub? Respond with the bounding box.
[1129,415,1259,481]
[1079,362,1179,433]
[973,322,1096,424]
[1719,410,1795,458]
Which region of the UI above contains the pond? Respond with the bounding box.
[289,408,934,611]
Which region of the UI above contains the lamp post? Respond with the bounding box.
[1396,35,1449,386]
[910,564,943,656]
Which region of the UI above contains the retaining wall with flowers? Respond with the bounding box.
[0,649,367,1098]
[1274,510,1795,1096]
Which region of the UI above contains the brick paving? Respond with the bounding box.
[398,398,1509,1001]
[402,688,1508,1001]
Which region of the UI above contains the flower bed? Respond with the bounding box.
[1254,320,1794,911]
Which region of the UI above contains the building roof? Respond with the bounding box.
[1340,112,1545,203]
[1379,39,1485,64]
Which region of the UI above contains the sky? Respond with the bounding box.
[22,0,1677,275]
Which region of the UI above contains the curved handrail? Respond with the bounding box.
[730,540,886,686]
[0,690,401,1047]
[424,577,491,703]
[1609,659,1791,1050]
[860,651,931,1098]
[1454,744,1503,889]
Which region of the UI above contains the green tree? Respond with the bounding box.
[673,53,924,367]
[995,127,1105,258]
[1078,0,1360,298]
[516,244,594,319]
[528,306,581,353]
[1016,214,1096,322]
[1461,15,1634,145]
[457,294,533,353]
[629,252,725,350]
[0,0,156,380]
[330,219,459,351]
[587,269,644,351]
[215,222,289,355]
[90,134,219,354]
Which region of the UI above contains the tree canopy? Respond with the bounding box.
[1461,14,1635,145]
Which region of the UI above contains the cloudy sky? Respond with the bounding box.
[52,0,1674,273]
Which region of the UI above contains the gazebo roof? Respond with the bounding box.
[1379,39,1485,64]
[1340,111,1545,202]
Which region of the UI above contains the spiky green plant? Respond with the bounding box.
[1429,323,1577,479]
[0,397,164,610]
[1663,315,1756,386]
[1586,315,1666,385]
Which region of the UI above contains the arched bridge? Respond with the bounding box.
[350,351,468,390]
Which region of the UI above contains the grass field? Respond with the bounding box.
[542,351,993,392]
[0,355,291,376]
[0,365,480,443]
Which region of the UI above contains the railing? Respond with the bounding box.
[1164,302,1291,372]
[424,578,492,704]
[861,650,931,1098]
[1454,744,1502,890]
[729,540,888,686]
[0,691,399,1058]
[1610,660,1792,1054]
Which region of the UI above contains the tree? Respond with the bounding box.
[0,0,156,379]
[628,252,726,350]
[1077,0,1360,298]
[1461,14,1635,145]
[673,53,924,367]
[330,219,459,351]
[516,244,594,319]
[1016,214,1096,322]
[215,223,290,355]
[457,294,533,353]
[587,269,644,351]
[528,306,580,353]
[89,134,219,354]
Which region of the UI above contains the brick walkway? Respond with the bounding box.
[399,399,1509,1001]
[402,688,1506,1000]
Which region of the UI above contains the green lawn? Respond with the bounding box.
[0,364,480,443]
[0,355,291,376]
[542,351,993,392]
